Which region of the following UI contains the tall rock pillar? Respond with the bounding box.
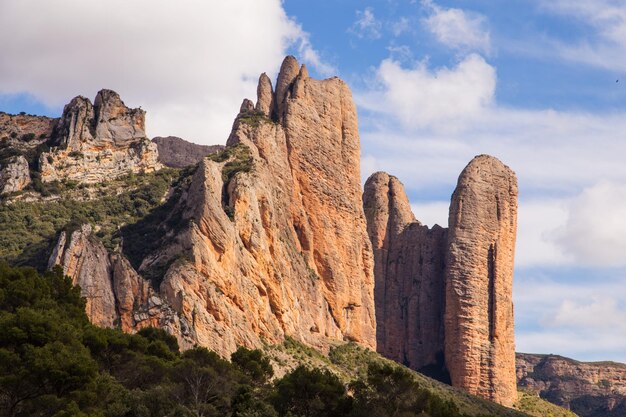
[444,155,518,406]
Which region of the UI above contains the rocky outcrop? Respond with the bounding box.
[48,224,193,344]
[0,155,31,194]
[517,353,626,417]
[139,56,375,356]
[364,155,518,406]
[39,89,161,183]
[0,111,55,151]
[53,56,376,358]
[445,155,518,406]
[152,136,224,168]
[363,172,447,376]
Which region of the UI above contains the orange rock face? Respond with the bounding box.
[363,172,447,375]
[445,155,518,406]
[151,56,376,355]
[364,155,518,406]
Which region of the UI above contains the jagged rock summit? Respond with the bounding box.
[49,56,376,357]
[364,154,518,407]
[39,89,161,183]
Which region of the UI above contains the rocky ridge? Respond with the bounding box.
[364,155,518,406]
[9,56,524,408]
[517,353,626,417]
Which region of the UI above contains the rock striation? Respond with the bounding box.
[152,136,224,168]
[445,155,518,406]
[363,172,447,376]
[517,353,626,417]
[39,89,161,183]
[364,155,518,406]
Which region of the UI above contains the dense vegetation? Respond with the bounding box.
[0,263,513,417]
[0,169,186,270]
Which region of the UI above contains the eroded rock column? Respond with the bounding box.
[444,154,518,406]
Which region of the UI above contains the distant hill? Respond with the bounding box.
[518,352,626,417]
[152,136,224,168]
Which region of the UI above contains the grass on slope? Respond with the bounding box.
[264,338,578,417]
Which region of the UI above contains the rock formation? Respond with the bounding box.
[363,172,447,376]
[39,89,161,183]
[364,155,518,406]
[152,136,224,168]
[445,155,518,406]
[0,155,31,194]
[50,56,376,357]
[517,353,626,417]
[48,224,193,342]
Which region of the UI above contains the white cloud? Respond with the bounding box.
[0,0,332,144]
[421,0,491,53]
[537,0,626,70]
[349,7,383,40]
[358,54,496,130]
[391,17,411,37]
[515,273,626,361]
[554,182,626,266]
[517,199,570,267]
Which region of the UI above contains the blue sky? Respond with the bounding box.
[2,0,626,362]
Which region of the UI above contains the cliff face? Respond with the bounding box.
[39,89,161,183]
[364,155,518,406]
[48,224,193,342]
[517,353,626,417]
[445,155,518,406]
[50,56,376,357]
[0,156,31,194]
[152,136,224,168]
[363,172,447,376]
[152,56,375,355]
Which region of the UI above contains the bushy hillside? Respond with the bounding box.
[0,263,574,417]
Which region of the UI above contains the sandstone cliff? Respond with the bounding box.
[152,136,224,168]
[49,56,376,357]
[149,56,375,355]
[445,155,518,406]
[364,155,518,406]
[517,353,626,417]
[48,224,193,342]
[363,172,447,377]
[39,90,161,183]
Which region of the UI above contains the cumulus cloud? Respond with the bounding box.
[554,182,626,266]
[349,7,383,40]
[0,0,332,144]
[515,273,626,361]
[358,54,496,130]
[421,0,491,53]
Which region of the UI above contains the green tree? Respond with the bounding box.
[272,366,352,417]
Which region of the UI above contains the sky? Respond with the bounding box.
[1,0,626,362]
